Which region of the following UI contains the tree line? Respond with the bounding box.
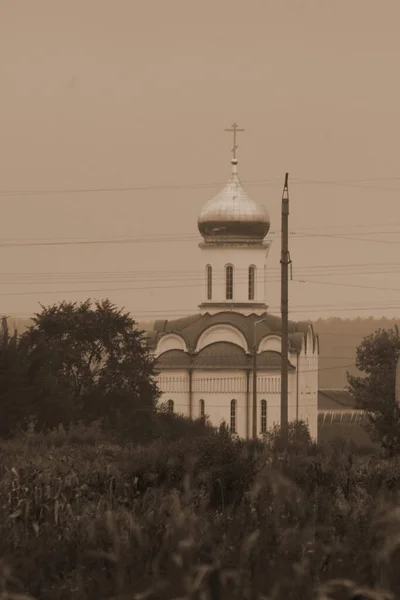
[0,298,161,439]
[2,302,400,456]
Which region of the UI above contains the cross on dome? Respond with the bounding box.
[224,122,245,161]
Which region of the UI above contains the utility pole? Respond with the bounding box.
[280,173,290,438]
[252,345,257,439]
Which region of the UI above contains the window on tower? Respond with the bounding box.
[206,265,212,300]
[230,399,237,433]
[167,399,174,413]
[225,264,234,300]
[248,265,256,300]
[260,399,267,433]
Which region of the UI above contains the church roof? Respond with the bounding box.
[155,342,296,370]
[146,311,316,354]
[193,342,248,368]
[318,389,357,411]
[156,349,192,369]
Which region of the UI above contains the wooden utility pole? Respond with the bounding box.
[252,346,257,439]
[280,173,290,436]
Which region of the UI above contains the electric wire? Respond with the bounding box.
[2,174,400,197]
[0,275,399,299]
[1,259,400,282]
[2,228,400,248]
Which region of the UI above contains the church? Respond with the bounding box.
[144,126,319,440]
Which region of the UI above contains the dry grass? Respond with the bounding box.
[0,426,399,600]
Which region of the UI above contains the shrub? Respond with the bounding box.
[263,419,315,454]
[1,421,400,599]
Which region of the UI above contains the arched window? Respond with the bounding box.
[260,399,267,433]
[167,399,174,413]
[230,399,237,433]
[199,399,205,420]
[206,265,212,300]
[248,265,256,301]
[225,264,234,300]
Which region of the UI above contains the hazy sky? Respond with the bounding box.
[1,0,400,322]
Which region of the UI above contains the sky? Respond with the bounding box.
[1,0,400,323]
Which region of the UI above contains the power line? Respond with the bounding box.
[0,259,398,281]
[0,179,281,197]
[1,228,400,249]
[7,301,400,316]
[0,266,398,286]
[2,174,400,197]
[291,178,400,193]
[131,304,400,317]
[297,231,400,247]
[2,218,400,248]
[0,276,398,297]
[1,267,400,286]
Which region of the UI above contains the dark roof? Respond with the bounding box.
[156,349,192,369]
[318,389,358,411]
[193,342,248,369]
[146,311,317,354]
[156,342,295,370]
[258,350,295,371]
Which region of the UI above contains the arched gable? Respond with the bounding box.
[258,334,281,354]
[195,323,249,353]
[155,333,188,357]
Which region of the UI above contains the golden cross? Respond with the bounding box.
[225,122,245,160]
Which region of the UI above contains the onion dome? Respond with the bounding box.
[198,158,270,242]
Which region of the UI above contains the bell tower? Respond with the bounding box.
[197,124,272,315]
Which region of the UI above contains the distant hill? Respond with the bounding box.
[6,314,400,390]
[314,316,400,388]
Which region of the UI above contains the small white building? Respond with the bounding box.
[145,143,319,440]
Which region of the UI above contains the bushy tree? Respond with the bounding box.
[263,420,314,454]
[347,325,400,456]
[0,317,35,436]
[18,299,160,432]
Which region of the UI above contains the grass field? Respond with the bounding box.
[0,421,398,600]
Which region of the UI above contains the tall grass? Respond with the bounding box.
[0,423,399,599]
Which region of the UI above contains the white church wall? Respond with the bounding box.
[287,367,298,424]
[192,370,248,437]
[251,371,297,436]
[200,244,271,306]
[156,370,190,417]
[154,348,317,440]
[297,342,318,441]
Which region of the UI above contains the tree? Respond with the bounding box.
[263,420,313,454]
[0,317,35,437]
[347,325,400,456]
[19,299,160,432]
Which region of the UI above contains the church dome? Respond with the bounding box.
[198,159,270,242]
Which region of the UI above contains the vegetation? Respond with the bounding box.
[0,423,398,600]
[347,325,400,456]
[9,315,400,389]
[0,300,160,439]
[314,316,400,388]
[3,302,400,598]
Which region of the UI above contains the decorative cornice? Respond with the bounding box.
[198,302,268,310]
[198,240,270,249]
